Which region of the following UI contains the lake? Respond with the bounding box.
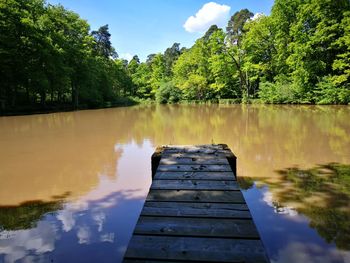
[0,104,350,263]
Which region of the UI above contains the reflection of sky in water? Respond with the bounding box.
[243,186,350,263]
[1,105,350,263]
[0,141,153,263]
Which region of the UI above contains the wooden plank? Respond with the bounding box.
[124,260,188,263]
[163,145,223,152]
[151,180,239,190]
[161,152,227,159]
[141,202,251,219]
[147,190,245,203]
[160,157,229,165]
[154,171,235,181]
[134,216,259,238]
[157,164,232,172]
[124,235,269,263]
[162,145,229,154]
[124,259,235,263]
[124,145,268,263]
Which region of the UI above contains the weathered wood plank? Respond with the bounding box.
[161,152,228,159]
[124,260,188,263]
[124,144,268,263]
[124,235,269,263]
[151,180,239,190]
[141,202,251,218]
[160,157,229,165]
[157,164,232,172]
[154,171,235,181]
[134,216,259,238]
[147,190,245,203]
[162,145,224,153]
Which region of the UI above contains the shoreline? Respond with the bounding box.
[1,99,349,117]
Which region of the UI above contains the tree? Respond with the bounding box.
[164,43,181,77]
[287,0,350,102]
[242,15,277,92]
[149,54,166,96]
[133,63,152,99]
[173,38,212,100]
[203,25,219,41]
[226,9,254,99]
[0,0,132,113]
[146,54,156,65]
[128,55,140,75]
[91,24,117,59]
[227,9,254,45]
[207,29,238,98]
[333,11,350,88]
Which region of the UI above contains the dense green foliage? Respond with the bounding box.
[0,0,134,113]
[1,0,350,113]
[128,0,350,104]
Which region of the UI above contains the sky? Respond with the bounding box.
[46,0,274,62]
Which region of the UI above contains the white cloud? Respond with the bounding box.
[120,53,133,62]
[184,2,231,33]
[0,221,57,263]
[251,12,265,21]
[262,191,298,217]
[100,233,115,243]
[77,226,91,244]
[272,242,350,263]
[57,209,75,232]
[92,211,106,232]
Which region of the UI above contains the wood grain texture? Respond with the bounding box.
[124,235,269,263]
[151,180,239,190]
[134,216,259,238]
[160,157,229,165]
[147,189,245,203]
[141,202,251,218]
[157,164,232,172]
[154,171,235,180]
[124,145,268,263]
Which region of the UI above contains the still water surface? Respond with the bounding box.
[0,104,350,263]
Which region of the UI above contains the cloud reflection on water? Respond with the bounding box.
[0,141,153,263]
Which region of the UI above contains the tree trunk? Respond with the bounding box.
[72,83,79,110]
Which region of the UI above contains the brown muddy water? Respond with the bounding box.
[0,104,350,263]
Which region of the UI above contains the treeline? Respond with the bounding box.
[1,0,350,114]
[0,0,135,113]
[128,0,350,104]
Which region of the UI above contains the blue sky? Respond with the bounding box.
[47,0,274,61]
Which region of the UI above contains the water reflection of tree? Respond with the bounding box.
[0,199,63,230]
[240,163,350,250]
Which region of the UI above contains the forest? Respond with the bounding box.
[1,0,350,113]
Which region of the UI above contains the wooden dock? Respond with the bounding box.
[123,144,269,263]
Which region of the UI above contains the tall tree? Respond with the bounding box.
[226,9,254,98]
[91,24,117,59]
[164,43,181,77]
[242,15,277,86]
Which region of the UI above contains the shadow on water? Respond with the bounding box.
[0,192,71,231]
[239,163,350,250]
